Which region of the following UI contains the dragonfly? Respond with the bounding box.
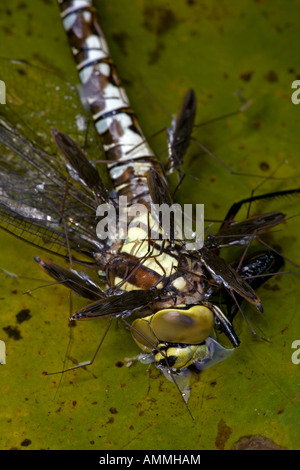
[0,0,298,410]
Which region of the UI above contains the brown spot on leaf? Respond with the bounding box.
[115,361,124,368]
[16,308,31,324]
[233,435,286,450]
[112,31,130,56]
[17,67,26,76]
[252,120,264,129]
[263,283,280,291]
[3,325,22,340]
[240,71,254,82]
[259,161,270,171]
[215,419,232,450]
[143,6,177,35]
[265,70,278,82]
[148,40,165,65]
[16,2,27,10]
[20,438,31,447]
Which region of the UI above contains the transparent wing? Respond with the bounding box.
[0,59,110,265]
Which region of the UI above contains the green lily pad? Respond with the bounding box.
[0,0,300,450]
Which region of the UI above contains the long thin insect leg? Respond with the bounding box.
[245,163,286,219]
[235,232,257,273]
[53,291,75,400]
[46,317,113,375]
[229,289,271,343]
[222,188,300,228]
[255,235,299,267]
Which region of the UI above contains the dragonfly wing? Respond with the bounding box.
[0,118,106,264]
[199,247,263,312]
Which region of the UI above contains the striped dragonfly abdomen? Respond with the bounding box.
[59,0,166,209]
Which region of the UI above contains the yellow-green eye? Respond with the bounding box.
[131,316,157,353]
[151,306,214,344]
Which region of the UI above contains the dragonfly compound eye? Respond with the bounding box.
[131,316,158,353]
[151,306,214,344]
[131,305,214,354]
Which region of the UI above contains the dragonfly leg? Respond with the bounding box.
[221,187,300,229]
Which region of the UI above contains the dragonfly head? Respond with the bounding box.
[131,305,215,369]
